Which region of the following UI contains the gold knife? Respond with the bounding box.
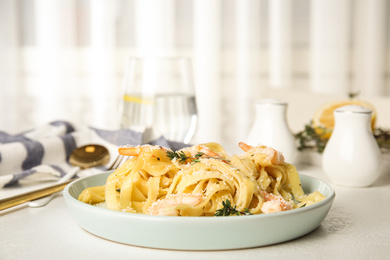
[0,180,72,211]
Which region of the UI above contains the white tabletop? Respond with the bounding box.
[1,164,390,260]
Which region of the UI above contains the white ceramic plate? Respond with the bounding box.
[63,171,335,250]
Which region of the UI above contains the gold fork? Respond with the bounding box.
[106,154,128,171]
[0,154,127,211]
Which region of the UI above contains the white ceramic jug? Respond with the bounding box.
[246,99,296,163]
[322,105,382,187]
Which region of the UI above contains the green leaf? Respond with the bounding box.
[215,199,253,217]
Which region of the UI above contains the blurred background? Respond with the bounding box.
[1,0,389,151]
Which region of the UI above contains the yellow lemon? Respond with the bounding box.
[313,99,377,139]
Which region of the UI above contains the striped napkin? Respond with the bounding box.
[0,121,187,188]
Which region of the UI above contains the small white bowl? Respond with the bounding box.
[63,171,335,250]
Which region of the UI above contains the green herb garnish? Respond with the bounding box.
[374,128,390,153]
[166,150,229,164]
[167,150,190,163]
[295,122,390,154]
[166,150,205,164]
[295,121,329,153]
[215,199,252,216]
[348,91,360,99]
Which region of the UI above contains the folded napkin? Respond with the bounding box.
[0,121,188,188]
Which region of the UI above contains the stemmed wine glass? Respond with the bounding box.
[119,57,198,144]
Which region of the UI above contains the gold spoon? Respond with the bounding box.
[28,144,110,208]
[1,144,110,210]
[68,144,110,169]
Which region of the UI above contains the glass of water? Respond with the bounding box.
[119,57,198,144]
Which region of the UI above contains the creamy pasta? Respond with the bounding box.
[78,142,326,216]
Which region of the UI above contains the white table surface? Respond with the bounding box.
[1,164,390,260]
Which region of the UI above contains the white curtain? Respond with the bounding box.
[1,0,389,149]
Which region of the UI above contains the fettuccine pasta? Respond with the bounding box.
[78,142,326,216]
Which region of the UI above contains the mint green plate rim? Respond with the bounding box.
[63,171,335,250]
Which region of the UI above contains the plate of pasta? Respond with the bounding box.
[64,142,335,250]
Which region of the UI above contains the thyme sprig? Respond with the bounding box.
[295,121,328,153]
[166,150,229,164]
[215,199,252,216]
[348,91,360,99]
[374,128,390,153]
[166,150,205,164]
[295,121,390,154]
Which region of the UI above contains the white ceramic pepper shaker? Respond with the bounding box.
[247,99,297,163]
[322,105,382,187]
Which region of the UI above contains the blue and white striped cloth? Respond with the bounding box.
[0,121,187,188]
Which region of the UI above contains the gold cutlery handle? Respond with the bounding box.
[0,181,72,211]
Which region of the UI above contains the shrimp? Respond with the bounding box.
[176,144,228,164]
[118,145,169,156]
[261,191,293,214]
[238,142,285,165]
[179,144,222,158]
[148,193,203,216]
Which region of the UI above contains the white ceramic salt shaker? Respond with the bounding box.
[322,105,382,187]
[247,99,297,163]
